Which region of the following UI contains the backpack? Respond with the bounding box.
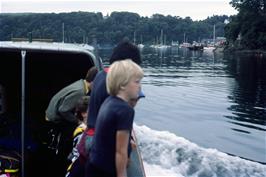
[76,128,94,164]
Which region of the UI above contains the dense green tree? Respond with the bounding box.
[225,0,266,49]
[0,12,228,46]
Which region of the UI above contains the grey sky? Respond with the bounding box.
[1,0,237,21]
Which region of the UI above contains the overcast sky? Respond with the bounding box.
[0,0,238,21]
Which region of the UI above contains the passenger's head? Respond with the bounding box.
[75,96,89,122]
[107,59,144,97]
[109,39,141,65]
[85,66,98,83]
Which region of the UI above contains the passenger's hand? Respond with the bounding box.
[130,139,137,149]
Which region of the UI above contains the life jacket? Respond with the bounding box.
[75,67,107,163]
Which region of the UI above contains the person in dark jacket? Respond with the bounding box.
[86,39,141,131]
[83,39,142,165]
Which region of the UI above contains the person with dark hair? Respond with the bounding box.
[46,66,97,125]
[86,39,141,131]
[66,96,89,177]
[80,39,142,177]
[71,96,90,158]
[109,39,141,65]
[45,66,97,172]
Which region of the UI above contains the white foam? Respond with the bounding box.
[134,124,266,177]
[144,162,182,177]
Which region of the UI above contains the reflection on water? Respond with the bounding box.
[142,47,266,128]
[224,53,266,130]
[99,47,266,163]
[142,47,228,87]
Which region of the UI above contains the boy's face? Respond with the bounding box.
[124,76,142,101]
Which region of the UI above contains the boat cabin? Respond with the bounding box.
[0,41,103,177]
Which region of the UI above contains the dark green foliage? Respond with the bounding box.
[225,0,266,50]
[0,12,228,45]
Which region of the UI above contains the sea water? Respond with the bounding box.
[99,47,266,176]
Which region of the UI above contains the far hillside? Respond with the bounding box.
[0,12,229,46]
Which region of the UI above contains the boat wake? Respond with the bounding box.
[134,124,266,177]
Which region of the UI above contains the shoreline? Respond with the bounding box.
[219,47,266,56]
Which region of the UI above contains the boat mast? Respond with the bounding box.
[62,22,65,43]
[160,29,163,45]
[213,24,216,44]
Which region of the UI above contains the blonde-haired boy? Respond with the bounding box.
[107,59,144,97]
[86,59,144,177]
